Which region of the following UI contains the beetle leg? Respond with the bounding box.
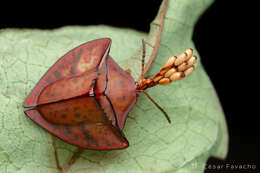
[140,90,171,123]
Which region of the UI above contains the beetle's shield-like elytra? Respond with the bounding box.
[24,38,110,107]
[105,57,137,130]
[24,38,132,150]
[25,97,128,150]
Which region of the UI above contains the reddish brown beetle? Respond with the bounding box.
[24,38,196,150]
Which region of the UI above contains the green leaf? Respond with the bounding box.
[0,0,228,173]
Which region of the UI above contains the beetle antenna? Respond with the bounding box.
[139,90,171,124]
[140,39,146,80]
[136,48,197,91]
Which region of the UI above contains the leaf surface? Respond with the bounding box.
[0,0,228,172]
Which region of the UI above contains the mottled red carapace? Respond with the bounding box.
[24,38,197,150]
[24,38,137,150]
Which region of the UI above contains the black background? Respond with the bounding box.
[0,0,258,172]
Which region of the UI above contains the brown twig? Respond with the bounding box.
[139,0,168,80]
